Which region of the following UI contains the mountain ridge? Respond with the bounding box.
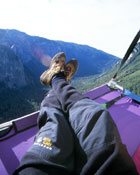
[0,29,120,88]
[0,28,120,123]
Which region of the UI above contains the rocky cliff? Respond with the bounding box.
[0,45,27,89]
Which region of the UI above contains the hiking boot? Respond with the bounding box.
[65,59,78,82]
[40,52,66,86]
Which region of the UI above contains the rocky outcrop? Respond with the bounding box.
[0,45,27,88]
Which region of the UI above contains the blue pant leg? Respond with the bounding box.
[52,79,86,113]
[50,79,137,174]
[69,98,138,175]
[14,96,75,175]
[37,89,62,129]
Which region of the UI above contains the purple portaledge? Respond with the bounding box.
[0,84,140,175]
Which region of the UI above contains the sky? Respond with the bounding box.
[0,0,139,58]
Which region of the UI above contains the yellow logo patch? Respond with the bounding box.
[34,137,52,150]
[43,137,52,147]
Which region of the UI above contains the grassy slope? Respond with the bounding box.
[72,53,140,96]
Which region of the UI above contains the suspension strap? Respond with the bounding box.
[101,94,124,109]
[113,30,140,79]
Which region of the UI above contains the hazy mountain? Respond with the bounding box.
[0,29,120,123]
[0,29,120,89]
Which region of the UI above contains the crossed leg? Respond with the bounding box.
[14,90,75,175]
[52,78,138,175]
[15,78,138,175]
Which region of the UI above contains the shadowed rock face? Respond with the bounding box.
[0,45,27,88]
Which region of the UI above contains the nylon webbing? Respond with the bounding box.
[113,30,140,79]
[102,94,124,109]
